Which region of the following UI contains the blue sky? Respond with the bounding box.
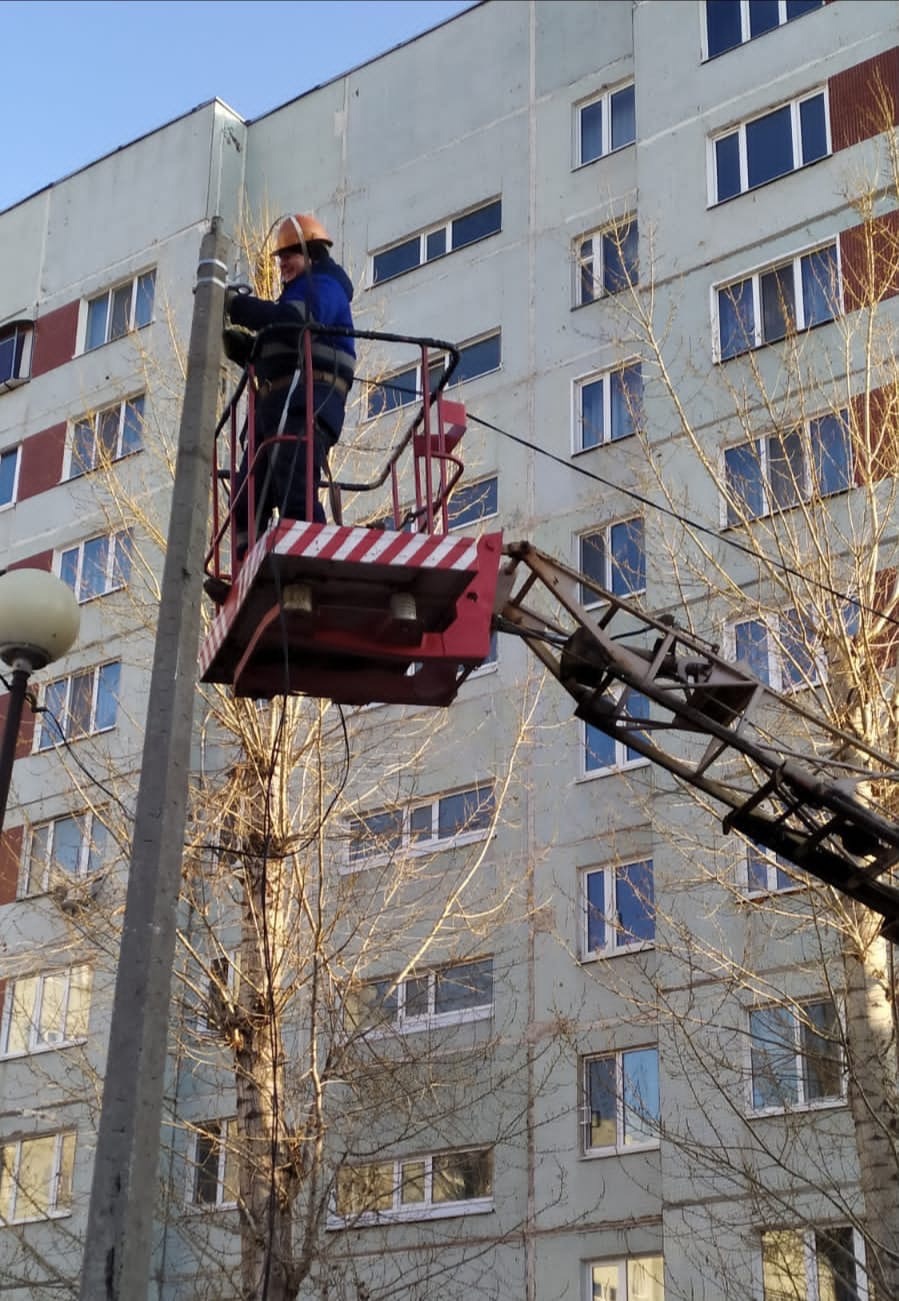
[1,0,475,213]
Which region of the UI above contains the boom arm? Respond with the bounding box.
[496,541,899,942]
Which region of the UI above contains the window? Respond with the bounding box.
[761,1225,865,1301]
[583,860,654,957]
[67,394,144,478]
[372,199,502,285]
[716,242,839,359]
[583,1047,660,1153]
[704,0,823,60]
[731,609,823,692]
[579,517,645,604]
[366,333,501,418]
[353,957,493,1034]
[334,1148,492,1223]
[189,1120,237,1207]
[347,783,494,867]
[713,91,828,203]
[448,476,498,530]
[0,966,92,1057]
[576,220,639,305]
[723,411,851,523]
[0,321,33,388]
[194,955,236,1035]
[576,82,636,165]
[0,1132,76,1223]
[749,998,842,1110]
[36,662,121,751]
[84,270,155,350]
[0,446,20,508]
[587,1256,665,1301]
[21,811,108,896]
[745,842,796,895]
[575,364,642,450]
[584,692,650,775]
[58,530,133,603]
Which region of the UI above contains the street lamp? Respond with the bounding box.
[0,568,80,834]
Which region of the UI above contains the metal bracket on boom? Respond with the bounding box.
[497,541,899,942]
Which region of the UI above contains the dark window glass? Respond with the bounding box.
[0,327,27,384]
[586,1056,617,1147]
[715,132,742,202]
[735,620,771,684]
[372,237,421,285]
[580,531,606,604]
[815,1227,858,1301]
[725,441,764,523]
[194,1125,222,1204]
[800,94,828,164]
[349,810,403,862]
[53,817,85,877]
[579,236,596,305]
[403,975,430,1018]
[86,297,108,351]
[705,0,742,57]
[425,228,447,261]
[97,408,121,460]
[609,516,644,595]
[121,397,145,456]
[438,784,494,839]
[602,221,638,294]
[580,99,603,163]
[451,200,502,251]
[432,1149,491,1203]
[766,430,804,511]
[810,411,851,496]
[448,476,498,529]
[786,0,823,16]
[610,365,641,439]
[134,271,155,328]
[802,1000,841,1100]
[761,263,795,342]
[367,366,418,419]
[718,279,755,358]
[623,691,650,763]
[751,1005,798,1108]
[617,860,654,945]
[94,662,120,732]
[0,448,18,505]
[780,607,817,689]
[110,284,131,341]
[434,959,493,1014]
[585,724,616,772]
[610,84,636,151]
[748,0,780,37]
[580,378,603,449]
[746,105,794,189]
[801,245,838,326]
[454,333,501,384]
[585,871,606,951]
[409,804,432,842]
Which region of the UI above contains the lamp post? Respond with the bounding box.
[0,567,80,833]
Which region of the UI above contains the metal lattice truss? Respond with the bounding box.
[497,542,899,941]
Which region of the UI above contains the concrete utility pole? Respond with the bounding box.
[80,220,230,1301]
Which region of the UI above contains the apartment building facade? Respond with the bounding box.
[0,2,897,1297]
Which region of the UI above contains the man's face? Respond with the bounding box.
[276,247,307,286]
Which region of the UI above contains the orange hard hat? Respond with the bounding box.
[271,213,333,254]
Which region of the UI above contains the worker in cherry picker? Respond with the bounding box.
[224,213,355,549]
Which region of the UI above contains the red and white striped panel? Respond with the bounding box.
[198,534,269,677]
[273,521,479,571]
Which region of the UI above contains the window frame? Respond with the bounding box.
[574,219,639,306]
[35,661,121,752]
[581,859,655,959]
[0,965,92,1058]
[743,841,799,897]
[57,529,134,604]
[355,957,494,1036]
[365,332,502,420]
[761,1223,867,1301]
[371,199,502,286]
[574,80,637,167]
[83,269,155,352]
[346,782,495,870]
[573,362,643,452]
[0,1131,76,1223]
[720,408,852,525]
[65,393,145,479]
[703,0,824,61]
[714,240,841,361]
[0,444,21,510]
[585,1255,665,1301]
[20,809,108,897]
[0,320,34,390]
[331,1147,493,1226]
[578,516,646,607]
[710,89,830,205]
[193,953,238,1036]
[727,609,825,693]
[447,475,499,531]
[186,1118,237,1209]
[748,997,844,1114]
[581,1046,661,1156]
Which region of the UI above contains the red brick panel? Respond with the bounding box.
[0,825,23,905]
[870,568,899,670]
[31,300,79,378]
[830,47,899,152]
[851,384,899,484]
[8,551,53,574]
[839,210,899,314]
[0,691,36,760]
[17,424,66,501]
